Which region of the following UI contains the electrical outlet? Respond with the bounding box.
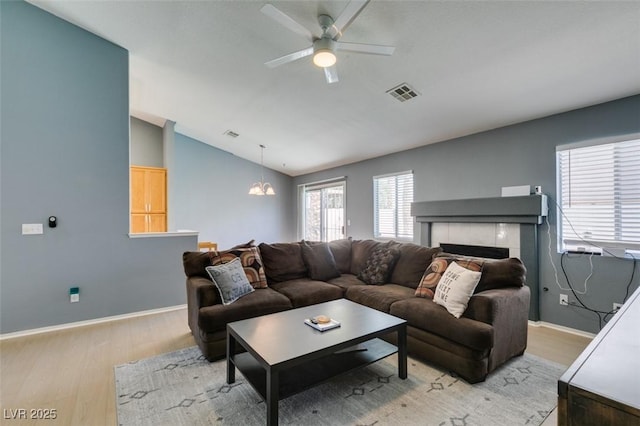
[560,294,569,306]
[613,303,623,312]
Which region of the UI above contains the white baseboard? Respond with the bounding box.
[0,304,187,341]
[528,320,596,339]
[1,307,595,341]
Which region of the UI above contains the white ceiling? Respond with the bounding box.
[28,0,640,176]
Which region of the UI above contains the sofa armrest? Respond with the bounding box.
[464,286,530,325]
[186,277,220,332]
[187,276,220,308]
[464,286,531,371]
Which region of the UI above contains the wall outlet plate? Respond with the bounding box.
[560,294,569,306]
[613,302,623,312]
[22,223,43,235]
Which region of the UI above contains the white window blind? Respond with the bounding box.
[557,138,640,252]
[373,171,414,240]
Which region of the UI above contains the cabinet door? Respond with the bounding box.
[148,214,167,232]
[131,168,147,213]
[131,214,147,233]
[147,169,166,213]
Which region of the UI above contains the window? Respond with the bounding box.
[299,179,346,242]
[373,171,414,240]
[556,137,640,253]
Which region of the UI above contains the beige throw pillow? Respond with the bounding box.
[433,261,482,318]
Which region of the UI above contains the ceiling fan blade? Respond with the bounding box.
[336,42,395,56]
[324,66,339,84]
[329,0,370,39]
[265,47,314,68]
[261,4,315,42]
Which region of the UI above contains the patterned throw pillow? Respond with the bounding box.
[208,246,268,289]
[205,258,254,305]
[415,255,484,298]
[357,245,401,285]
[433,261,482,318]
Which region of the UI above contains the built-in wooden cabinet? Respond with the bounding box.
[130,166,167,233]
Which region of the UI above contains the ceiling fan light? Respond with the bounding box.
[313,50,336,68]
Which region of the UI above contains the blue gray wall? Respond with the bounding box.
[293,95,640,334]
[129,118,295,247]
[172,133,294,250]
[0,1,294,334]
[130,117,164,167]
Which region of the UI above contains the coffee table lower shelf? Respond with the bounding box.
[232,338,397,401]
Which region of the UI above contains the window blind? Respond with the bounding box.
[373,171,414,240]
[557,138,640,252]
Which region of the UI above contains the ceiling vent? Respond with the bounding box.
[387,83,419,102]
[224,130,240,138]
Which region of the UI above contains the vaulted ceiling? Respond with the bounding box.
[28,1,640,176]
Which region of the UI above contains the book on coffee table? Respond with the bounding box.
[304,318,341,331]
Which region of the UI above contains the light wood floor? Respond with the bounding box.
[0,308,592,425]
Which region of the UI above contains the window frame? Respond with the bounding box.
[373,170,414,241]
[556,134,640,254]
[297,177,347,242]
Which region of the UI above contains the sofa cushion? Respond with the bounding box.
[357,245,401,285]
[269,278,343,308]
[183,251,214,279]
[205,258,254,305]
[473,257,526,293]
[389,297,494,351]
[300,241,341,281]
[327,274,366,291]
[209,246,268,289]
[198,288,292,333]
[433,261,482,318]
[389,243,442,288]
[415,256,483,298]
[258,242,307,283]
[345,284,414,313]
[431,253,526,293]
[350,239,383,275]
[328,238,352,274]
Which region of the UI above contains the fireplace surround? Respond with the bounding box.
[411,195,548,320]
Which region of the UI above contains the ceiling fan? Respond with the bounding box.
[261,0,395,83]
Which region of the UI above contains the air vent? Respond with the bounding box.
[224,130,239,138]
[386,83,419,102]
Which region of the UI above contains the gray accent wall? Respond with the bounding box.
[172,133,295,250]
[0,1,197,334]
[293,95,640,334]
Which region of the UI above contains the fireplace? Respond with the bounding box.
[440,243,509,259]
[411,195,548,320]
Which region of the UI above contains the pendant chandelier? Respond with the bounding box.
[248,144,276,196]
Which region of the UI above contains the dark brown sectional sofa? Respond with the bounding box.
[182,239,530,383]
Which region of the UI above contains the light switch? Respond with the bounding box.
[22,223,44,235]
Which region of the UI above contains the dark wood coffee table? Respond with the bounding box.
[226,298,407,426]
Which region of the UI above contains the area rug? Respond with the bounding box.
[115,346,564,426]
